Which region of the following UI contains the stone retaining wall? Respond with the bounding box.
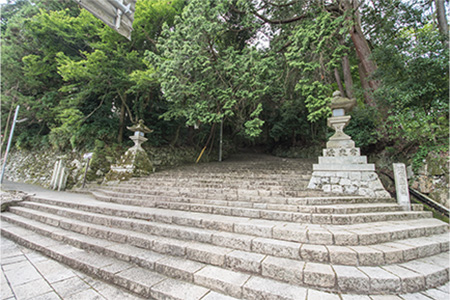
[3,146,220,189]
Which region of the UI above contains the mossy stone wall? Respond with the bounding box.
[4,146,225,189]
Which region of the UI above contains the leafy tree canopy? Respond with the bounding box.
[1,0,447,161]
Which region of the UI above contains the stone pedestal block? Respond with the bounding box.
[309,146,390,198]
[106,147,154,182]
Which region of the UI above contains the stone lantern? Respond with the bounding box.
[106,119,154,182]
[307,91,390,198]
[127,119,153,151]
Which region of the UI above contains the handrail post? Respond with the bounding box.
[0,105,20,184]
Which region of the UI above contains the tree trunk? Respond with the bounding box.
[337,36,354,98]
[187,126,194,146]
[334,67,346,97]
[358,61,373,105]
[171,124,182,146]
[343,0,379,105]
[341,54,354,98]
[349,23,379,89]
[291,129,297,147]
[435,0,449,41]
[118,98,126,144]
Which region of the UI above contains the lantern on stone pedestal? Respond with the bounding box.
[105,119,154,182]
[307,91,390,198]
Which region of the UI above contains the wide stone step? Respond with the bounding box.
[22,197,448,246]
[12,200,449,265]
[123,184,306,194]
[128,175,309,183]
[0,222,238,300]
[102,185,308,199]
[2,216,449,295]
[112,180,308,194]
[93,189,392,207]
[5,206,448,269]
[96,189,416,213]
[152,202,430,225]
[131,172,311,182]
[93,190,430,225]
[184,169,307,173]
[103,184,316,200]
[153,198,410,215]
[126,176,311,187]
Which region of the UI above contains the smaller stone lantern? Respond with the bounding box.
[127,119,153,151]
[106,119,154,182]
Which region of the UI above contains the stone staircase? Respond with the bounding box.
[1,154,449,299]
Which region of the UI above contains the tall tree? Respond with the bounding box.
[1,0,185,150]
[150,0,279,140]
[233,0,379,105]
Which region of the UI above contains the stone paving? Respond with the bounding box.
[2,233,449,300]
[1,235,144,300]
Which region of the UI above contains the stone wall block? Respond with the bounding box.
[332,185,343,193]
[321,177,330,184]
[331,177,340,184]
[351,180,360,186]
[368,179,383,190]
[344,185,358,194]
[358,188,369,197]
[337,172,348,178]
[349,172,362,181]
[307,182,317,189]
[340,178,351,186]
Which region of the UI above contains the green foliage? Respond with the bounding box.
[48,107,83,150]
[373,22,449,149]
[150,0,276,140]
[411,144,448,174]
[244,103,265,139]
[1,2,102,150]
[1,0,448,159]
[345,107,379,148]
[373,24,448,111]
[269,97,310,145]
[297,81,332,122]
[286,11,345,123]
[1,0,187,151]
[131,0,185,52]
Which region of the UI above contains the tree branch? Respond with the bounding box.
[261,0,300,8]
[230,4,307,24]
[142,28,158,52]
[84,96,105,121]
[253,11,307,24]
[118,92,136,124]
[277,40,293,52]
